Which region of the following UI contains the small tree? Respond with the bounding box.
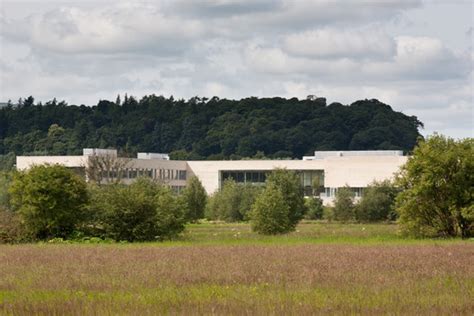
[205,180,262,222]
[305,197,324,220]
[266,168,305,230]
[355,180,399,222]
[333,186,355,222]
[182,176,207,222]
[250,184,290,235]
[90,178,185,242]
[9,164,88,239]
[396,135,473,238]
[84,153,130,185]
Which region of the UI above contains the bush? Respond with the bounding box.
[304,197,324,220]
[205,179,262,222]
[323,206,334,222]
[0,210,32,243]
[88,178,186,241]
[333,186,355,222]
[182,176,207,222]
[265,169,305,230]
[0,171,12,210]
[9,164,88,239]
[396,135,474,238]
[250,184,290,235]
[355,180,399,222]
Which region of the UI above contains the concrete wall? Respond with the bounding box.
[187,156,407,198]
[16,153,407,205]
[187,160,326,195]
[16,156,86,170]
[323,155,407,188]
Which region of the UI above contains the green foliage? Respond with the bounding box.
[395,135,474,238]
[304,197,324,220]
[169,149,190,160]
[0,96,422,158]
[266,169,305,230]
[9,164,88,239]
[0,152,16,171]
[323,206,335,222]
[333,187,355,222]
[0,210,32,243]
[206,180,262,222]
[182,176,207,222]
[355,180,399,222]
[88,178,186,241]
[0,171,12,210]
[250,184,290,235]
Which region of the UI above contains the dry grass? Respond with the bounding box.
[1,239,473,315]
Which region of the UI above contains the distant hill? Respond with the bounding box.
[0,95,423,160]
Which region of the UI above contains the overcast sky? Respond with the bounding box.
[0,0,472,138]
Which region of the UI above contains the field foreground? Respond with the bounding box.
[0,224,473,315]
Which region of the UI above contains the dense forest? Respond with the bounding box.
[0,95,423,169]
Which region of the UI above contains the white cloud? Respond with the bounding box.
[283,28,395,59]
[364,36,471,80]
[0,0,472,138]
[2,3,204,55]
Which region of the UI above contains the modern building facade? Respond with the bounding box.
[16,149,408,205]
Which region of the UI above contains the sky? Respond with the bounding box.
[0,0,472,138]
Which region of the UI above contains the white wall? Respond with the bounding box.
[187,156,407,197]
[16,156,86,170]
[16,154,407,205]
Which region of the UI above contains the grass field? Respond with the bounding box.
[1,222,473,315]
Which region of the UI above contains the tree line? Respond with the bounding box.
[0,95,423,170]
[0,134,472,242]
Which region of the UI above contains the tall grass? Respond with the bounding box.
[0,223,473,314]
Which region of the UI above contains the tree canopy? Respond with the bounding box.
[0,95,422,165]
[9,164,88,239]
[395,135,473,238]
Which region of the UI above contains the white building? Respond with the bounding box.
[16,149,407,205]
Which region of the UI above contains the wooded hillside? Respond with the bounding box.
[0,95,422,167]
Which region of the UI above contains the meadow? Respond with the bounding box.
[0,222,473,315]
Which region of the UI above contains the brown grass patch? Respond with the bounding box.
[0,243,473,315]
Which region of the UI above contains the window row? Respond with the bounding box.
[100,168,186,181]
[321,187,364,198]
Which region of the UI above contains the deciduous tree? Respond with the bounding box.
[9,164,88,239]
[395,135,473,238]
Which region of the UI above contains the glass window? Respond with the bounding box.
[251,172,259,182]
[245,172,252,183]
[303,172,311,187]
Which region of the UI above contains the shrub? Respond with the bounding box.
[250,184,290,234]
[396,135,473,238]
[205,179,262,222]
[333,186,355,222]
[304,197,324,220]
[0,171,12,211]
[0,210,32,243]
[182,176,207,222]
[89,178,186,241]
[355,180,399,222]
[9,164,88,239]
[265,169,305,230]
[323,206,334,222]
